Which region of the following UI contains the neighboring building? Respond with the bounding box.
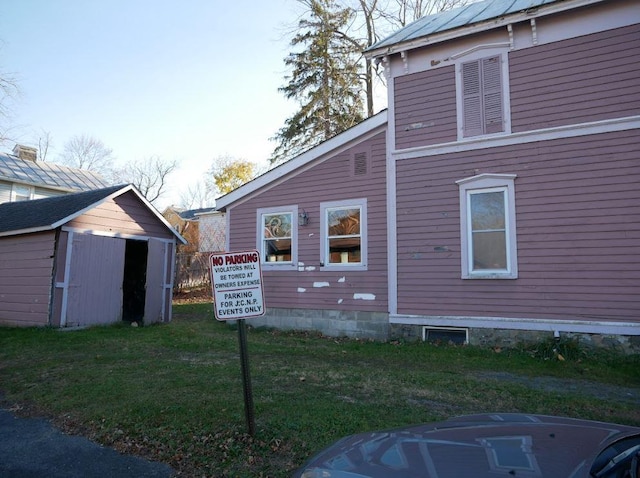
[163,206,224,290]
[0,144,109,203]
[197,209,226,253]
[0,185,186,328]
[216,0,640,350]
[162,206,219,254]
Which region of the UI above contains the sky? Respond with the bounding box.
[0,1,310,209]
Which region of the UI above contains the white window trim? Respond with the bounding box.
[455,50,512,141]
[320,198,368,271]
[256,205,298,271]
[456,174,517,279]
[11,184,33,202]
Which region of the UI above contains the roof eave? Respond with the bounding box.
[216,110,388,212]
[364,0,606,60]
[0,225,55,238]
[0,176,81,193]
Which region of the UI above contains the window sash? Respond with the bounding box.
[326,206,361,264]
[12,185,32,202]
[457,174,517,279]
[258,208,296,266]
[320,199,367,270]
[468,189,508,272]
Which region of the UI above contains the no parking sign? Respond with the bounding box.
[209,250,265,321]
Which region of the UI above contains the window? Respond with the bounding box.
[12,184,32,202]
[320,199,367,270]
[457,54,509,139]
[257,206,297,268]
[456,174,517,279]
[480,437,540,474]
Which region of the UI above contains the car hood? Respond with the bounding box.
[293,413,640,478]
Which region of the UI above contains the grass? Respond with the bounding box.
[0,302,639,477]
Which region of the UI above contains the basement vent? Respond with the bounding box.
[353,152,368,176]
[423,326,468,345]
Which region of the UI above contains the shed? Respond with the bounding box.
[0,184,186,327]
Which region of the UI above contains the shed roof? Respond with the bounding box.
[364,0,601,58]
[0,184,186,243]
[0,151,109,191]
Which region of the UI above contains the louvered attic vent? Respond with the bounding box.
[353,152,368,176]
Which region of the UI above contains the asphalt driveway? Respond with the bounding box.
[0,407,174,478]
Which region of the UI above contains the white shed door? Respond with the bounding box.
[144,238,166,324]
[66,234,125,327]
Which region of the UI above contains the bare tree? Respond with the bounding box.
[114,156,178,205]
[375,0,473,29]
[36,129,53,162]
[179,180,216,209]
[0,68,20,146]
[58,134,114,177]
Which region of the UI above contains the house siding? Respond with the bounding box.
[0,232,55,326]
[510,23,640,132]
[227,131,388,313]
[395,130,640,323]
[394,65,457,150]
[0,181,11,203]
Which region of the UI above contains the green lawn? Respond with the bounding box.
[1,303,639,477]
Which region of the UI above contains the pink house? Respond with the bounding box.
[0,185,186,327]
[216,0,640,350]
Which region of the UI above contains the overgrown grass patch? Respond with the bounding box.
[1,303,638,477]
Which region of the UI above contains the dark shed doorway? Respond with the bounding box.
[122,239,148,323]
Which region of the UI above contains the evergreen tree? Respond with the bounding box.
[270,0,364,164]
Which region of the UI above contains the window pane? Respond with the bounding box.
[471,192,504,230]
[328,237,361,263]
[472,231,506,270]
[263,214,291,238]
[265,239,291,262]
[328,208,360,236]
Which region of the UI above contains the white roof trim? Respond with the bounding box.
[216,110,388,211]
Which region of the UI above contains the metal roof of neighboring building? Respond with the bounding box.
[0,152,110,192]
[364,0,594,58]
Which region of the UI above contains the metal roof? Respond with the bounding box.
[365,0,588,57]
[0,152,110,192]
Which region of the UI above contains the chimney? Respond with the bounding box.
[12,144,38,162]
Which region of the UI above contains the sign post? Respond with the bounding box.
[209,250,265,437]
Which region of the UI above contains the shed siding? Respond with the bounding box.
[510,24,640,132]
[227,131,388,312]
[67,191,173,239]
[0,232,55,326]
[394,65,457,150]
[395,130,640,323]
